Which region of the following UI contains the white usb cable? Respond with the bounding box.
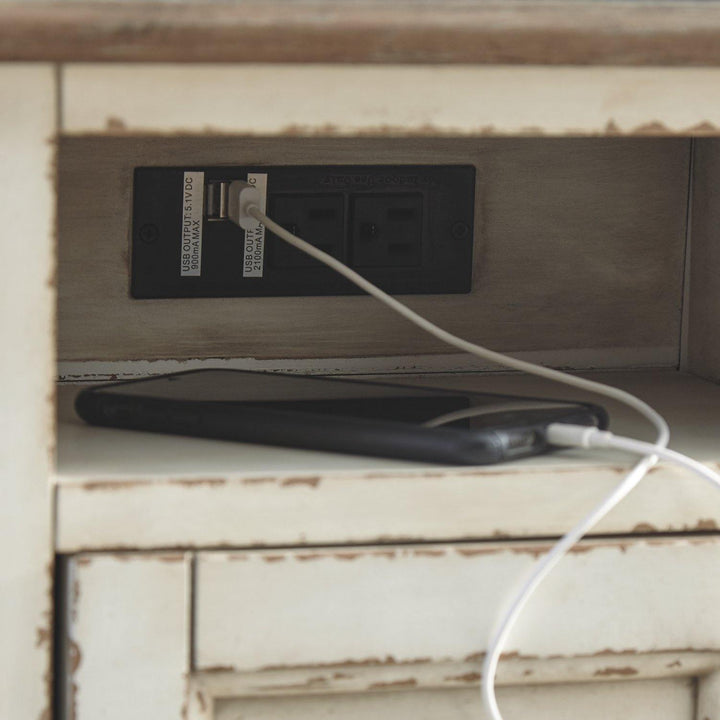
[546,424,720,489]
[228,181,668,442]
[226,181,704,720]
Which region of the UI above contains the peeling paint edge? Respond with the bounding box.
[64,119,720,140]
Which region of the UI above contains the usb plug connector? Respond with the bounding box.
[227,181,262,231]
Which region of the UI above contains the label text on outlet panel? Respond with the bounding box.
[243,173,268,278]
[180,171,204,277]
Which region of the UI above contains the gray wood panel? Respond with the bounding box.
[57,137,689,363]
[688,138,720,382]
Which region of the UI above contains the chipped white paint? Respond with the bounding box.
[55,371,720,551]
[55,460,720,553]
[191,651,720,696]
[195,538,720,671]
[64,553,191,720]
[208,678,695,720]
[62,65,720,137]
[28,54,720,720]
[0,64,56,720]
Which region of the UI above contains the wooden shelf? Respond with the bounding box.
[54,369,720,552]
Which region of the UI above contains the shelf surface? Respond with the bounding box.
[55,370,720,551]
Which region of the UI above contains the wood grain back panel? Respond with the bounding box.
[57,136,689,364]
[688,138,720,382]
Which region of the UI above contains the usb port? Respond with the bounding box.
[205,181,229,221]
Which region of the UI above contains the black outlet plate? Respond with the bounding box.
[131,165,475,298]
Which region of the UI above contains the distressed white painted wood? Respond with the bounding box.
[0,64,56,720]
[62,65,720,137]
[194,537,720,672]
[55,370,720,551]
[697,670,720,720]
[63,553,191,720]
[0,15,718,720]
[190,651,720,702]
[207,678,696,720]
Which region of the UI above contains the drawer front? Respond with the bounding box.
[195,537,720,673]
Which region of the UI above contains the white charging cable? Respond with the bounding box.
[547,424,720,489]
[227,181,675,720]
[442,419,720,720]
[229,181,668,442]
[423,401,579,429]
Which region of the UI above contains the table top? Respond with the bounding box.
[3,1,720,65]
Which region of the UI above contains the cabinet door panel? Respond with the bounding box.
[195,538,720,671]
[62,553,191,720]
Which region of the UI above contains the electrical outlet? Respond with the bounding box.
[351,193,423,268]
[131,165,474,298]
[268,194,345,268]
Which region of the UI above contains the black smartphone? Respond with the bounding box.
[75,369,608,465]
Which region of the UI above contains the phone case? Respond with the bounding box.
[75,370,607,465]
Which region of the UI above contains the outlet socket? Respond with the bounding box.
[131,165,475,298]
[268,194,345,268]
[351,193,423,268]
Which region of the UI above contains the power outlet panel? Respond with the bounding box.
[131,165,475,298]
